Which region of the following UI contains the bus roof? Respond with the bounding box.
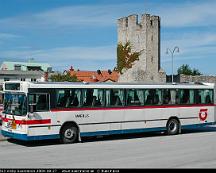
[26,81,214,89]
[3,81,215,92]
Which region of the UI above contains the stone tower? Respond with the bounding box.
[117,14,166,83]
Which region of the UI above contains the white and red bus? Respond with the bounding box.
[0,94,3,125]
[1,81,215,143]
[0,82,4,124]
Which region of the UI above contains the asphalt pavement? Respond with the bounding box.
[0,126,7,141]
[0,126,216,168]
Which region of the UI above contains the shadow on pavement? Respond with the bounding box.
[6,138,61,147]
[5,125,216,147]
[182,125,216,134]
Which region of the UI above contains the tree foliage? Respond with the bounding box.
[117,42,141,74]
[50,72,80,82]
[177,64,202,76]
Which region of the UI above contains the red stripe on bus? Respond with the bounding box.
[51,104,215,112]
[23,119,51,125]
[2,118,51,125]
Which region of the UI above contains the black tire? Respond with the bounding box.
[166,118,181,135]
[60,124,78,144]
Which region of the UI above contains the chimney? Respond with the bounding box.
[97,70,102,75]
[70,66,74,71]
[108,69,112,75]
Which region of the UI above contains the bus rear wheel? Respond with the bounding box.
[166,118,181,135]
[60,124,78,144]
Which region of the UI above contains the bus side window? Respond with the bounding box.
[90,89,104,107]
[145,89,161,105]
[29,93,49,112]
[66,89,81,108]
[57,90,71,107]
[204,89,213,104]
[179,89,190,104]
[36,95,48,110]
[106,89,124,107]
[145,90,153,105]
[126,89,143,106]
[83,89,93,107]
[170,89,179,104]
[179,89,195,104]
[195,90,202,104]
[163,89,170,105]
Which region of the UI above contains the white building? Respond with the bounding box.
[0,61,52,82]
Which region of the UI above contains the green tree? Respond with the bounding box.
[177,64,202,76]
[50,72,80,82]
[192,68,202,76]
[116,42,141,74]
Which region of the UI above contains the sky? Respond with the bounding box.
[0,0,216,75]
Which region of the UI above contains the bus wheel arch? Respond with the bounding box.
[60,121,80,144]
[166,117,181,135]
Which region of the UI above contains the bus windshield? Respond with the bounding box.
[3,93,27,116]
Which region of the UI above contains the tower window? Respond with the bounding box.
[151,76,154,80]
[126,18,128,27]
[150,20,153,26]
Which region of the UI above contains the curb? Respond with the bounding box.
[0,133,8,142]
[0,127,8,142]
[0,133,8,141]
[0,137,8,142]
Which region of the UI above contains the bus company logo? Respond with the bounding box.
[75,114,90,118]
[199,109,208,121]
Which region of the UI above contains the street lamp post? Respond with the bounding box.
[166,46,180,83]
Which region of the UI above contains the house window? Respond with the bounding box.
[4,78,10,81]
[14,65,21,71]
[27,66,42,71]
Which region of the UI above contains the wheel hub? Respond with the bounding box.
[65,129,74,139]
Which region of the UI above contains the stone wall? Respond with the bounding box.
[117,14,166,83]
[180,74,216,83]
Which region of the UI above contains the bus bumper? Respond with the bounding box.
[1,130,59,141]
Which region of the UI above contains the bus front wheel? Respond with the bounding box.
[60,124,78,144]
[166,118,181,135]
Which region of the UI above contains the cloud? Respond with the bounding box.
[0,33,20,39]
[0,1,216,30]
[0,33,21,46]
[0,3,141,29]
[0,0,216,73]
[0,45,116,71]
[161,31,216,61]
[157,1,216,27]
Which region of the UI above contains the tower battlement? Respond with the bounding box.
[117,14,160,30]
[117,13,165,83]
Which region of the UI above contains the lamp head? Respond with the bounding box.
[175,46,180,53]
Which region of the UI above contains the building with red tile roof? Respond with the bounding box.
[67,66,119,82]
